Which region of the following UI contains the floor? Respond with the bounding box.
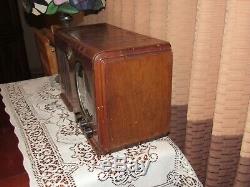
[0,92,29,187]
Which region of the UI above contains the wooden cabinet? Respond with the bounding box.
[33,28,58,75]
[55,23,173,154]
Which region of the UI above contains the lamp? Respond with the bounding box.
[22,0,105,82]
[21,0,105,26]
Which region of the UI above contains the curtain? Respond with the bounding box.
[82,0,250,186]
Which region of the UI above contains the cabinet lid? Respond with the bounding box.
[55,23,171,60]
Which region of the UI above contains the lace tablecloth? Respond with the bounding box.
[0,76,202,187]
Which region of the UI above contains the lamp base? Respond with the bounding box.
[59,13,73,27]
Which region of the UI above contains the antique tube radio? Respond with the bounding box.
[54,23,172,154]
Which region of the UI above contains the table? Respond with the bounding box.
[0,76,202,187]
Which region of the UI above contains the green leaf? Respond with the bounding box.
[46,2,58,15]
[58,3,79,14]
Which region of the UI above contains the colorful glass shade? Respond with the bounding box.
[23,0,105,16]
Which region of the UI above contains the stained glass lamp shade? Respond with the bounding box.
[22,0,105,16]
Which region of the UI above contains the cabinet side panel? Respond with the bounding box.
[104,51,172,150]
[94,62,110,152]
